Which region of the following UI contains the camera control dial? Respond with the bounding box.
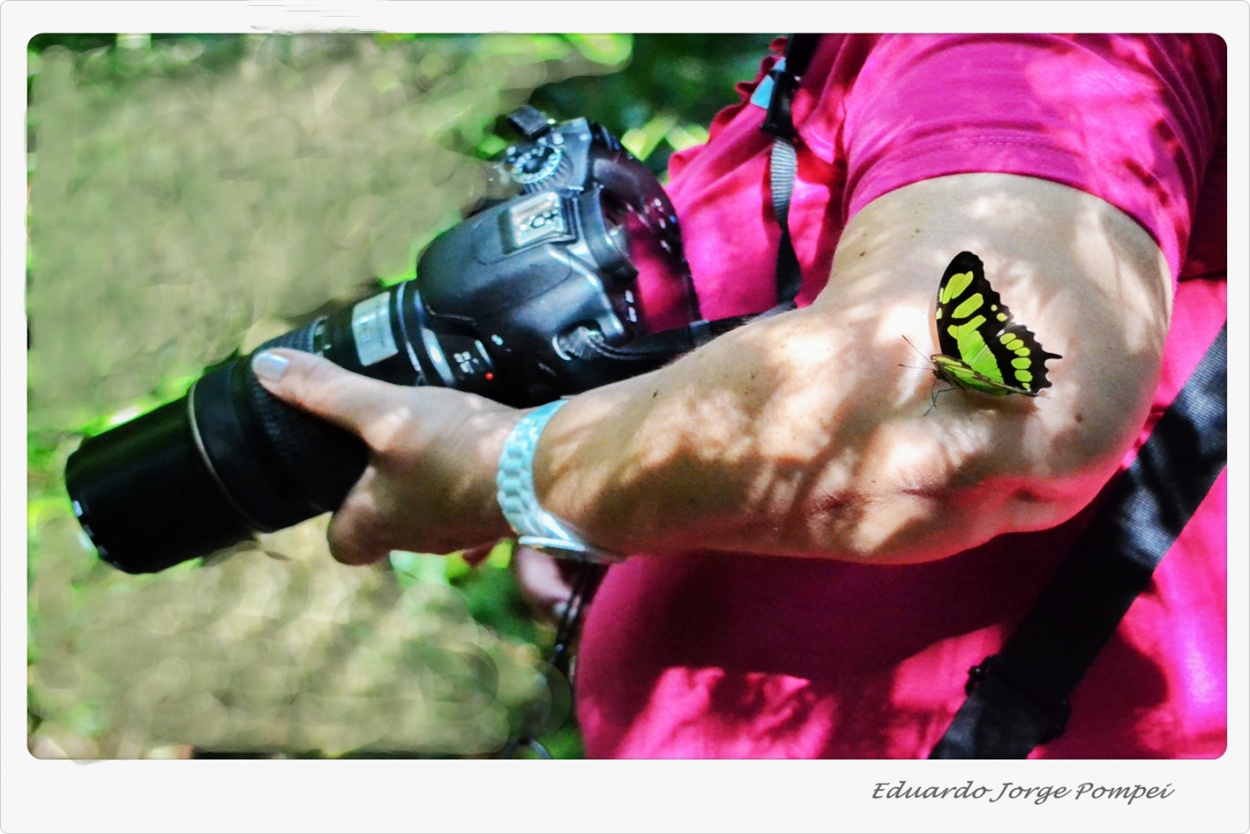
[507,144,564,187]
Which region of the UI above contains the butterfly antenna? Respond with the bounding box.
[899,334,933,371]
[901,334,930,359]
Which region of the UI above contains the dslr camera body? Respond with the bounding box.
[66,107,702,574]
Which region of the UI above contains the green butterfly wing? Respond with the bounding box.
[931,251,1062,397]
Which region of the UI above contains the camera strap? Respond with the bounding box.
[498,555,603,759]
[564,36,822,371]
[760,34,820,310]
[930,322,1227,758]
[557,311,774,366]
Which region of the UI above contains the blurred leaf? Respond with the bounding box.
[528,33,776,135]
[389,551,449,588]
[452,566,542,647]
[563,33,632,66]
[621,113,679,161]
[667,122,710,152]
[537,723,586,759]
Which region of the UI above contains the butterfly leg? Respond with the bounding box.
[924,377,957,416]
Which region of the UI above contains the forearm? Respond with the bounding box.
[531,174,1172,563]
[532,302,991,562]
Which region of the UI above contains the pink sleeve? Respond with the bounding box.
[819,35,1225,280]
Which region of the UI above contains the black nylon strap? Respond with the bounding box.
[558,306,790,365]
[761,34,820,140]
[930,322,1227,758]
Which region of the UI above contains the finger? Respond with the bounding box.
[512,546,574,609]
[323,471,393,566]
[251,348,402,439]
[326,498,391,566]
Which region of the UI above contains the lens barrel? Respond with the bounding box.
[66,319,369,574]
[66,394,257,574]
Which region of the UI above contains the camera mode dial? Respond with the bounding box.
[507,144,566,188]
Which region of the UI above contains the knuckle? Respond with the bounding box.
[293,359,343,405]
[361,405,419,458]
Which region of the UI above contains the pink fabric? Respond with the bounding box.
[577,34,1226,758]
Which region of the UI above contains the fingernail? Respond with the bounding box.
[251,350,290,383]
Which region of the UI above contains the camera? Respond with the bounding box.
[65,107,703,575]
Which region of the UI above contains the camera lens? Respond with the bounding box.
[66,394,258,574]
[65,319,370,574]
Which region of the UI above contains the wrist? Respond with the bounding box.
[474,407,528,542]
[496,399,626,563]
[437,395,525,545]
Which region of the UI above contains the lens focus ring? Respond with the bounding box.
[247,322,367,513]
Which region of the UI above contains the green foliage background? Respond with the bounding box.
[26,32,776,759]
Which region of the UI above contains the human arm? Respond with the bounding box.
[528,171,1171,562]
[255,171,1171,566]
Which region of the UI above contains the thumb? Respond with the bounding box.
[251,348,400,438]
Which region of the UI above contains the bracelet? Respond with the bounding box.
[496,400,626,564]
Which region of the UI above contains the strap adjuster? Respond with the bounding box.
[760,62,800,140]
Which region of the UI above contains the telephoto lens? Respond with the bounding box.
[66,316,373,574]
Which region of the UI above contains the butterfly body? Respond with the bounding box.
[927,251,1062,399]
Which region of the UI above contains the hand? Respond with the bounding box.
[251,348,521,565]
[511,546,576,622]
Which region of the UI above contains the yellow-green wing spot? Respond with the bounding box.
[939,268,975,306]
[927,251,1062,399]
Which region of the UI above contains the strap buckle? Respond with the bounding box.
[760,59,800,140]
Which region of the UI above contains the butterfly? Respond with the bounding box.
[915,251,1062,404]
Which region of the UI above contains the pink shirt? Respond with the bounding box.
[577,34,1227,758]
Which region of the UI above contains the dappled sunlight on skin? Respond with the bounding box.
[535,173,1171,566]
[260,360,524,563]
[864,176,1167,460]
[544,301,1011,562]
[1071,200,1173,356]
[358,401,425,457]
